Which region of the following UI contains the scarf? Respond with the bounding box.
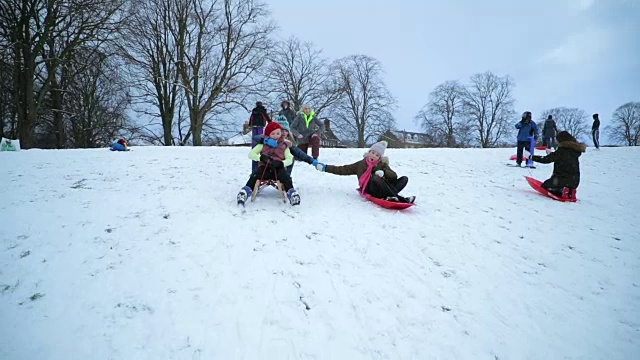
[358,157,379,194]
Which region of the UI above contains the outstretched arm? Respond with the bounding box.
[531,151,559,164]
[290,146,314,164]
[325,160,361,176]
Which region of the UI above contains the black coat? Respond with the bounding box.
[249,105,271,127]
[532,140,586,188]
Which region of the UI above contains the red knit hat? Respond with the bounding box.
[264,121,282,137]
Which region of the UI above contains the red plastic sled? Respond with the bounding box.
[509,146,549,160]
[524,176,577,202]
[356,189,415,210]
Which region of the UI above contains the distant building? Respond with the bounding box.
[320,119,345,148]
[379,129,434,148]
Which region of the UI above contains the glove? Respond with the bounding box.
[259,154,272,163]
[315,162,326,172]
[269,159,284,169]
[375,170,384,177]
[311,159,318,166]
[264,138,277,148]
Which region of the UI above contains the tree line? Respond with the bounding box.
[1,0,638,149]
[0,0,396,149]
[415,74,640,147]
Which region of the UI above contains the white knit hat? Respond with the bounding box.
[369,141,388,157]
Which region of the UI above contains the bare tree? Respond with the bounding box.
[0,0,127,149]
[260,36,342,114]
[61,49,131,147]
[0,50,16,138]
[415,80,465,147]
[330,55,396,147]
[119,0,182,146]
[174,0,275,146]
[606,102,640,146]
[461,71,515,148]
[540,107,589,141]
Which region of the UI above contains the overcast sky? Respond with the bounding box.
[266,0,639,143]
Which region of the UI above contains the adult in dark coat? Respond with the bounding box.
[249,101,271,128]
[592,113,600,149]
[542,114,558,149]
[278,100,296,126]
[530,131,586,197]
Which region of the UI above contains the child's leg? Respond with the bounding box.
[309,134,321,159]
[275,167,294,191]
[246,165,271,189]
[365,176,399,198]
[391,176,408,192]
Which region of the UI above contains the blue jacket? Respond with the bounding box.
[110,142,128,151]
[252,135,314,164]
[515,120,539,142]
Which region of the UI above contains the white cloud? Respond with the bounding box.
[537,27,611,66]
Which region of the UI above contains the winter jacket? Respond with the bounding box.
[531,140,586,189]
[279,106,296,126]
[252,135,314,164]
[592,118,600,131]
[325,155,398,182]
[515,120,539,142]
[249,105,271,127]
[290,111,325,145]
[248,141,293,168]
[542,119,558,137]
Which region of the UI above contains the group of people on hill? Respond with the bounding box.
[236,100,416,206]
[514,111,601,199]
[237,101,599,206]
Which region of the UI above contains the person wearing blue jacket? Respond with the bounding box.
[514,111,539,167]
[253,115,320,175]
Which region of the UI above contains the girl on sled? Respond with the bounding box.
[529,131,586,199]
[315,141,416,203]
[237,122,301,206]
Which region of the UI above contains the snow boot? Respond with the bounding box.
[385,196,399,202]
[287,188,300,206]
[404,196,416,204]
[237,186,252,206]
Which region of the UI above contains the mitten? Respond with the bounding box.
[375,170,384,177]
[264,138,277,147]
[269,160,284,169]
[260,154,271,163]
[311,159,318,167]
[315,163,326,172]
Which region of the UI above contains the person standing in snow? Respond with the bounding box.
[314,140,416,203]
[278,100,296,126]
[252,115,321,176]
[591,113,601,150]
[529,131,586,199]
[237,121,300,206]
[514,111,539,167]
[249,101,272,172]
[542,114,558,150]
[290,104,325,160]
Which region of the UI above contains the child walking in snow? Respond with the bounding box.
[530,131,586,199]
[315,141,415,203]
[237,122,300,206]
[252,115,321,175]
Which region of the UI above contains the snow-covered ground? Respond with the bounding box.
[1,145,639,359]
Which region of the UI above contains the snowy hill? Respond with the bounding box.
[1,146,639,359]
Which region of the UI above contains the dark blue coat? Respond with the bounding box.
[515,120,539,142]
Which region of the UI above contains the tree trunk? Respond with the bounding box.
[162,113,173,145]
